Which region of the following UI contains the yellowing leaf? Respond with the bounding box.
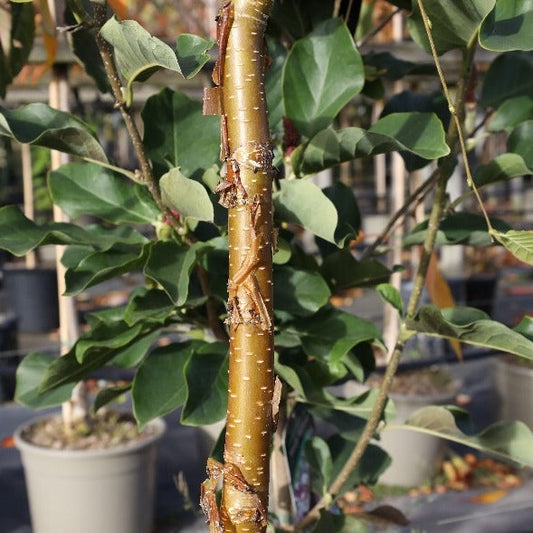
[425,252,462,359]
[470,489,508,505]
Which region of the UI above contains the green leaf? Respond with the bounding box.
[265,37,287,134]
[329,434,391,491]
[0,1,35,98]
[132,343,194,428]
[182,342,228,425]
[405,305,533,361]
[305,437,332,497]
[274,266,331,317]
[100,17,182,106]
[75,321,144,363]
[93,383,132,414]
[321,250,391,291]
[507,119,533,169]
[270,0,332,41]
[312,511,371,533]
[64,244,148,295]
[15,353,75,409]
[49,162,159,224]
[144,241,198,305]
[0,206,146,256]
[124,288,174,326]
[363,51,436,81]
[491,230,533,266]
[160,168,214,222]
[480,0,533,52]
[290,306,381,363]
[282,18,364,138]
[296,112,449,176]
[322,181,361,246]
[408,0,496,55]
[515,315,533,341]
[404,212,511,247]
[473,153,532,188]
[0,103,107,162]
[480,52,533,109]
[176,34,214,79]
[377,283,403,315]
[489,96,533,132]
[402,406,533,467]
[65,6,109,93]
[274,180,338,244]
[111,330,160,368]
[142,88,220,179]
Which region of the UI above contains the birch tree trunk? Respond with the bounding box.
[202,1,276,532]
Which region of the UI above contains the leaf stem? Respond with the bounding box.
[81,156,139,181]
[416,0,492,233]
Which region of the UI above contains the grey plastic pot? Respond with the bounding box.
[14,415,165,533]
[339,378,457,487]
[495,358,533,430]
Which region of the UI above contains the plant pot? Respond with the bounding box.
[2,266,59,333]
[14,415,165,533]
[377,388,457,487]
[495,358,533,430]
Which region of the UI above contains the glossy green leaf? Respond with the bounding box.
[489,96,533,132]
[182,342,228,425]
[401,406,533,467]
[305,437,332,496]
[289,307,381,363]
[64,244,148,295]
[111,330,160,368]
[274,180,338,244]
[124,288,174,326]
[480,0,533,51]
[100,17,182,106]
[322,181,361,246]
[515,315,533,341]
[176,34,214,79]
[274,266,330,317]
[329,434,391,491]
[144,241,198,305]
[0,206,145,256]
[405,305,533,361]
[269,0,332,41]
[132,343,194,428]
[480,52,533,109]
[321,250,391,291]
[75,321,144,363]
[377,283,403,315]
[160,168,214,222]
[49,162,159,224]
[312,510,370,533]
[93,383,132,414]
[473,154,532,188]
[142,89,220,179]
[0,1,35,98]
[363,52,436,81]
[296,112,449,176]
[65,6,109,93]
[282,18,364,138]
[265,38,287,134]
[15,353,75,409]
[0,103,107,161]
[307,405,366,442]
[507,120,533,169]
[408,0,495,55]
[404,213,511,247]
[491,230,533,266]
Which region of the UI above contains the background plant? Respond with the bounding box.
[1,0,533,531]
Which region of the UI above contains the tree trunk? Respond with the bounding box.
[202,1,275,532]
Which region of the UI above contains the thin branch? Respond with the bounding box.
[357,7,401,48]
[360,166,439,260]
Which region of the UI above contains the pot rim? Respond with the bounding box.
[14,413,166,459]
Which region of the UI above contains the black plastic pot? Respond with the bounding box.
[2,266,59,333]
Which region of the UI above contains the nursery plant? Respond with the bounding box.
[1,0,533,531]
